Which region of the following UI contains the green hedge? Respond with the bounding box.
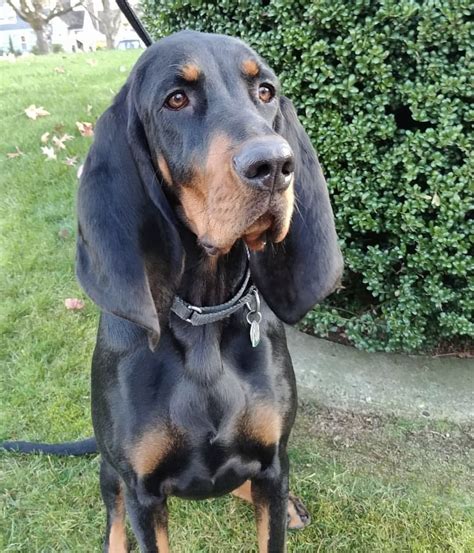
[143,0,473,353]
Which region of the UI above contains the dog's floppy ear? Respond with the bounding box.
[250,96,343,324]
[76,85,183,349]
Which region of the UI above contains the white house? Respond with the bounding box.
[0,0,141,55]
[50,9,105,52]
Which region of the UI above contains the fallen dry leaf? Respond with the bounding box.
[119,65,127,73]
[52,135,66,150]
[54,66,65,73]
[76,121,94,137]
[58,228,71,239]
[87,104,93,115]
[64,298,85,310]
[25,105,50,120]
[6,146,24,159]
[52,133,73,150]
[86,59,97,66]
[41,131,50,143]
[64,155,78,166]
[41,145,56,161]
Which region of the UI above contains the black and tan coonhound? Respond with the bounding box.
[4,30,343,552]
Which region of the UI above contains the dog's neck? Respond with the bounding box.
[177,230,249,308]
[170,229,249,385]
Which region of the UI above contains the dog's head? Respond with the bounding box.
[132,32,295,255]
[77,31,343,346]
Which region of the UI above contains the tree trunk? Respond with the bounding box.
[34,27,49,54]
[101,0,120,49]
[106,32,115,49]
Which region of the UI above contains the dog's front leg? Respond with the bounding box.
[125,490,169,553]
[251,452,290,553]
[100,460,128,553]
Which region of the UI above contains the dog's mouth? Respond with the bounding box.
[198,185,295,257]
[242,213,274,252]
[175,141,295,257]
[199,213,274,256]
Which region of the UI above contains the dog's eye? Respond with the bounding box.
[165,91,189,110]
[258,84,275,103]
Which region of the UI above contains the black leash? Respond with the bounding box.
[116,0,153,47]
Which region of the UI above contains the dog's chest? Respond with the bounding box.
[130,377,283,499]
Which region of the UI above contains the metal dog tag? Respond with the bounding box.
[250,319,260,348]
[246,287,262,348]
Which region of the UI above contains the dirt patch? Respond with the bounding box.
[298,403,473,454]
[292,402,474,497]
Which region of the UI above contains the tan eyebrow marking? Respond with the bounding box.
[180,63,201,82]
[241,59,260,77]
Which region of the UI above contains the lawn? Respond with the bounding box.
[1,50,473,552]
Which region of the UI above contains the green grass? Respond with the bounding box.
[1,51,473,552]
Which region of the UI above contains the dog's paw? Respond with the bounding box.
[287,493,311,530]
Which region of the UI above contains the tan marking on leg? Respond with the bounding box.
[240,404,282,446]
[108,488,128,553]
[157,155,172,186]
[155,525,169,552]
[109,520,127,553]
[233,482,308,532]
[231,480,253,502]
[242,59,260,77]
[129,428,171,477]
[256,503,270,553]
[180,63,201,81]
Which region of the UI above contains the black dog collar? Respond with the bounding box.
[171,266,262,347]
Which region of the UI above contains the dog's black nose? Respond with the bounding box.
[233,137,294,191]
